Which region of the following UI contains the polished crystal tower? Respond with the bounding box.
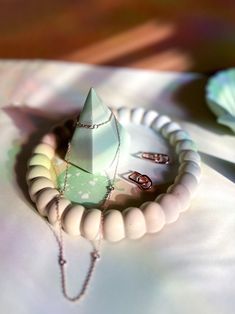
[67,88,129,174]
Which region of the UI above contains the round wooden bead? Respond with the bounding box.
[131,108,145,124]
[28,154,51,170]
[123,207,146,239]
[117,107,131,124]
[33,143,55,160]
[179,161,201,182]
[27,165,52,181]
[151,115,171,131]
[82,209,102,241]
[161,122,181,138]
[142,110,159,127]
[103,209,125,242]
[35,188,59,216]
[169,130,189,146]
[62,205,85,236]
[167,184,191,212]
[29,177,55,201]
[175,140,197,154]
[140,202,165,233]
[47,197,71,225]
[156,194,181,224]
[41,133,57,149]
[175,173,199,196]
[179,150,201,165]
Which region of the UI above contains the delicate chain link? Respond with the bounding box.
[54,110,121,302]
[76,112,113,129]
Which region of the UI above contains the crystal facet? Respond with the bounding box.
[67,88,129,174]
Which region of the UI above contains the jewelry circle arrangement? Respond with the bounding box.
[27,107,201,243]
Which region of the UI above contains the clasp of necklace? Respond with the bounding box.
[91,250,100,260]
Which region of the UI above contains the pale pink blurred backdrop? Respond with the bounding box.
[0,0,235,73]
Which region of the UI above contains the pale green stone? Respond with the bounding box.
[57,164,123,207]
[67,88,129,174]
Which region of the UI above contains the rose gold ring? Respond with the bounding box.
[128,171,152,190]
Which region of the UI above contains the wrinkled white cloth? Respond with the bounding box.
[0,60,234,314]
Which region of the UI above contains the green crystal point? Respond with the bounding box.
[67,88,129,174]
[79,87,110,125]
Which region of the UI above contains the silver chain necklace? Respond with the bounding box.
[54,111,121,302]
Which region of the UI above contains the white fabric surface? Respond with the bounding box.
[0,60,234,314]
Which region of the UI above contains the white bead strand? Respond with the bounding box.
[27,107,201,242]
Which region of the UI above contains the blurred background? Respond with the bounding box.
[0,0,235,73]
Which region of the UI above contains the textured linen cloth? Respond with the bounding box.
[0,60,234,314]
